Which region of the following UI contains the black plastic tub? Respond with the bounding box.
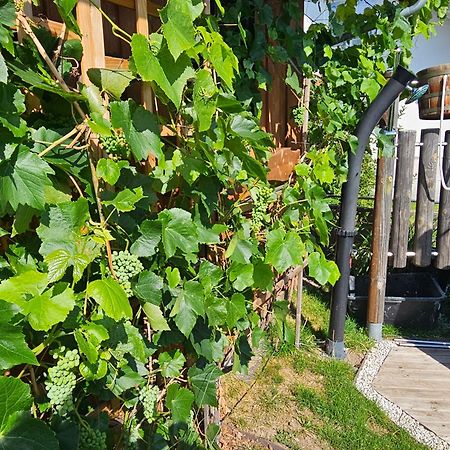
[347,273,446,328]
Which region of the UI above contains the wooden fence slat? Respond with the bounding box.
[107,0,160,16]
[76,0,105,83]
[413,128,439,267]
[367,155,395,329]
[390,130,416,268]
[435,130,450,269]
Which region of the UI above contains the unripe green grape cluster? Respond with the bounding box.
[292,105,306,126]
[45,348,80,414]
[100,132,131,160]
[111,251,144,297]
[79,425,107,450]
[138,385,159,423]
[122,420,140,450]
[251,184,273,232]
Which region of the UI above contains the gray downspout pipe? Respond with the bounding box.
[400,0,427,17]
[326,66,416,359]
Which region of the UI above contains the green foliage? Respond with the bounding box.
[1,0,443,446]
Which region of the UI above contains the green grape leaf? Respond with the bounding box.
[265,229,305,273]
[133,270,163,305]
[110,100,162,161]
[131,33,195,109]
[225,234,255,264]
[53,0,79,34]
[165,267,181,289]
[45,248,96,284]
[82,84,106,116]
[143,303,170,331]
[166,384,194,424]
[308,252,340,285]
[0,147,54,212]
[0,300,17,323]
[158,349,186,378]
[75,330,98,364]
[104,187,144,212]
[37,198,91,256]
[87,278,132,321]
[159,208,198,259]
[193,69,218,132]
[207,32,238,88]
[0,411,59,450]
[226,293,246,328]
[188,363,222,406]
[96,158,126,185]
[160,0,197,61]
[87,68,134,99]
[0,85,27,137]
[205,296,227,328]
[170,280,204,336]
[360,78,380,101]
[0,270,48,307]
[228,262,253,291]
[23,286,76,331]
[0,376,31,430]
[0,53,7,84]
[230,114,268,141]
[0,325,38,370]
[253,261,273,291]
[115,322,148,363]
[130,220,162,257]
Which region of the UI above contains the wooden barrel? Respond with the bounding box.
[417,64,450,120]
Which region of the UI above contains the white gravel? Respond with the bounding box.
[355,340,450,450]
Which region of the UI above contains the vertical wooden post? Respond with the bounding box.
[413,129,439,267]
[390,130,416,268]
[294,265,304,349]
[435,130,450,269]
[367,154,395,341]
[76,0,105,84]
[135,0,155,112]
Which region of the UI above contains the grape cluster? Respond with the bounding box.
[100,132,131,160]
[122,420,140,450]
[45,348,80,415]
[251,184,273,232]
[79,425,107,450]
[138,385,159,423]
[292,105,306,126]
[111,251,144,297]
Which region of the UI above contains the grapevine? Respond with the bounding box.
[292,106,306,127]
[138,385,159,423]
[79,425,107,450]
[100,132,131,160]
[45,348,80,415]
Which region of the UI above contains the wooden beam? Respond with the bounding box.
[390,130,416,268]
[135,0,155,113]
[107,0,160,16]
[435,129,450,269]
[105,56,129,69]
[414,128,439,267]
[76,0,105,83]
[31,17,79,40]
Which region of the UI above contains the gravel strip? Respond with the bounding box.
[355,340,450,450]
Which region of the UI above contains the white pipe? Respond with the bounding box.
[438,74,450,191]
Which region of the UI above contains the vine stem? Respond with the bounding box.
[37,125,81,157]
[17,12,116,277]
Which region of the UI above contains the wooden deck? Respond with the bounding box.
[373,345,450,442]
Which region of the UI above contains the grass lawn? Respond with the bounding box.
[220,288,429,450]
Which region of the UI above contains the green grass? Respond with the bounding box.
[300,287,374,352]
[290,351,428,450]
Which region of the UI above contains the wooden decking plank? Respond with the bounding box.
[372,345,450,443]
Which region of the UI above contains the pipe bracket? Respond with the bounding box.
[336,228,357,237]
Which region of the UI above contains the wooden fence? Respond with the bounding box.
[389,129,450,270]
